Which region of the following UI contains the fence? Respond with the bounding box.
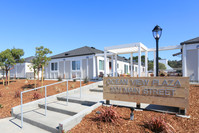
[20,78,81,128]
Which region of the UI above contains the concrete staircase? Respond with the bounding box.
[10,81,103,133]
[89,85,103,92]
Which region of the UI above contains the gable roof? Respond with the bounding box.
[50,46,129,63]
[24,56,35,63]
[51,46,103,59]
[180,37,199,45]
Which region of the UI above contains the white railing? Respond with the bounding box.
[20,78,82,128]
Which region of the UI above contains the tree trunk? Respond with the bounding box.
[8,70,10,85]
[5,69,8,86]
[37,68,40,85]
[34,70,36,88]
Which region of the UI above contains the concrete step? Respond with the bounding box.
[13,108,71,133]
[57,96,97,105]
[89,88,103,92]
[98,85,103,88]
[0,117,50,133]
[38,100,91,115]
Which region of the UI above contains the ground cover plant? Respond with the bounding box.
[94,106,121,123]
[14,90,20,98]
[70,84,199,132]
[0,79,94,118]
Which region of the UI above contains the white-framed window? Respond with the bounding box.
[99,60,104,70]
[124,64,128,74]
[51,62,58,71]
[135,66,137,72]
[117,63,119,68]
[72,61,80,70]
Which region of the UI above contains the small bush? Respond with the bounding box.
[143,116,174,133]
[33,92,41,99]
[73,78,76,82]
[14,90,20,98]
[94,106,121,123]
[83,77,89,84]
[58,76,62,81]
[0,104,3,108]
[71,83,75,89]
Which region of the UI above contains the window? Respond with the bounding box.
[99,60,104,70]
[51,62,58,71]
[117,64,119,68]
[72,61,80,70]
[124,64,128,74]
[135,66,137,72]
[143,68,145,72]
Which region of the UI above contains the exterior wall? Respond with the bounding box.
[45,55,94,79]
[183,43,199,82]
[186,49,198,81]
[88,58,93,78]
[10,63,26,78]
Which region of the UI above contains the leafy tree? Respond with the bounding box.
[28,58,40,88]
[35,46,52,87]
[168,60,182,68]
[0,48,24,85]
[148,61,166,71]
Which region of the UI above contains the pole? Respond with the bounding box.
[67,80,68,105]
[21,92,23,128]
[156,39,159,76]
[80,78,82,99]
[45,86,47,116]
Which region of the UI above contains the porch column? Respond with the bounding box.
[130,53,133,77]
[182,44,187,77]
[86,57,89,78]
[63,59,66,79]
[111,55,114,77]
[93,56,96,79]
[115,54,118,77]
[145,51,148,77]
[104,50,107,77]
[198,49,199,82]
[138,45,141,77]
[154,51,156,77]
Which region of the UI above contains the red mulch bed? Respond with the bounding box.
[70,85,199,133]
[0,79,93,119]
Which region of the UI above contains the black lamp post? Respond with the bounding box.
[152,25,162,76]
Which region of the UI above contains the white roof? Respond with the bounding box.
[104,42,148,54]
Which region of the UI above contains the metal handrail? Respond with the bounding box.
[20,78,82,128]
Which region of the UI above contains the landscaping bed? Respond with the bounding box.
[70,85,199,133]
[0,79,93,119]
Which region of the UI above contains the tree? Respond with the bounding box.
[35,46,52,87]
[0,48,24,85]
[28,58,40,88]
[168,60,182,68]
[148,61,166,71]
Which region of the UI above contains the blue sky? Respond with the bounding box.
[0,0,199,60]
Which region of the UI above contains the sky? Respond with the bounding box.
[0,0,199,60]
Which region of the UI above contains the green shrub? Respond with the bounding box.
[83,77,89,84]
[0,104,3,108]
[58,76,62,81]
[73,78,76,82]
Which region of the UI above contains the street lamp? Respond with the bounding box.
[152,25,162,76]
